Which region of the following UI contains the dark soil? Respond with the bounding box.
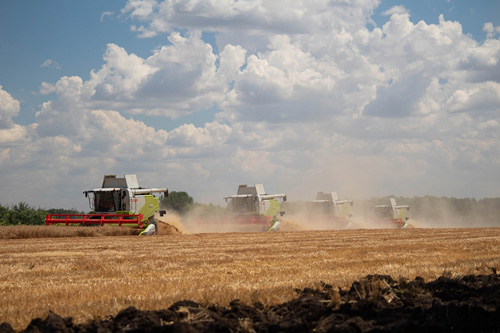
[2,270,499,332]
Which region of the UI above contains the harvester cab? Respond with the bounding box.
[45,174,168,235]
[311,192,354,228]
[223,184,287,231]
[373,198,410,228]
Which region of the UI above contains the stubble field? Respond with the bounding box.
[1,225,499,331]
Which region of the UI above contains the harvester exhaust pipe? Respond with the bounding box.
[130,188,168,195]
[261,194,287,201]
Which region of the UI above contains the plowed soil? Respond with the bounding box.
[1,227,499,332]
[2,273,499,332]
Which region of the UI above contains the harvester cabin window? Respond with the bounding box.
[231,197,253,214]
[374,206,392,219]
[95,191,121,212]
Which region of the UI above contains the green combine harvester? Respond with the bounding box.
[223,184,287,231]
[373,198,410,228]
[310,191,354,229]
[45,174,168,235]
[192,184,287,232]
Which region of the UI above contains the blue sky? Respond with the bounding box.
[373,0,500,39]
[0,0,499,210]
[1,2,161,121]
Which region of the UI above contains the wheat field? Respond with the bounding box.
[1,226,499,330]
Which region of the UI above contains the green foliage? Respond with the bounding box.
[0,203,84,226]
[0,205,8,226]
[47,208,84,215]
[0,202,46,225]
[160,191,195,215]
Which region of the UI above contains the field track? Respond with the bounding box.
[1,227,499,330]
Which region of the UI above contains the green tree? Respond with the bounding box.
[47,208,84,215]
[4,202,46,225]
[0,204,9,225]
[160,191,194,215]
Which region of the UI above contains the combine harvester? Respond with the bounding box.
[195,184,287,232]
[373,198,410,229]
[45,174,168,235]
[225,184,287,231]
[223,184,287,232]
[310,192,354,229]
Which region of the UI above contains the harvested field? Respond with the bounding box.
[0,225,141,239]
[0,227,499,331]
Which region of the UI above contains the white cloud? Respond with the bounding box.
[446,82,500,114]
[382,5,409,16]
[122,0,157,21]
[40,59,61,69]
[0,85,20,129]
[0,86,30,148]
[36,76,88,138]
[483,22,500,38]
[0,124,29,145]
[82,34,226,118]
[2,0,500,209]
[100,11,114,22]
[122,0,381,47]
[477,119,499,130]
[87,43,157,101]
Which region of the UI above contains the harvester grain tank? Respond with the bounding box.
[311,192,354,229]
[45,174,168,235]
[373,198,410,228]
[223,184,287,232]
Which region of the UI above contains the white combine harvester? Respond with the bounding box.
[223,184,287,231]
[45,174,168,235]
[310,191,354,229]
[193,184,287,232]
[373,198,410,228]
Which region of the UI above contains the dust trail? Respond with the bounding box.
[278,219,307,231]
[174,204,276,233]
[181,215,271,233]
[155,211,184,235]
[282,212,357,231]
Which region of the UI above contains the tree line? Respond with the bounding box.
[0,202,82,226]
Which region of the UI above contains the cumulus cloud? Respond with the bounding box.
[483,22,500,38]
[2,0,500,209]
[382,5,409,16]
[0,86,29,147]
[121,0,380,49]
[0,85,20,129]
[81,33,228,118]
[446,82,500,115]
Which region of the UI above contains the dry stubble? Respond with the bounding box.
[0,227,499,330]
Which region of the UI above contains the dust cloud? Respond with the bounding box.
[162,206,273,234]
[155,211,184,235]
[155,195,499,235]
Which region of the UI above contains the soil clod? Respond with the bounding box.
[4,272,499,332]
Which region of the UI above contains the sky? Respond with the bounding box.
[0,0,499,211]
